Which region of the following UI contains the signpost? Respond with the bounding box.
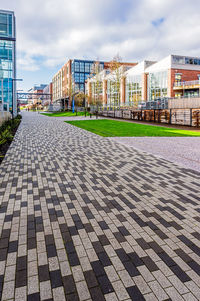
[72,97,75,113]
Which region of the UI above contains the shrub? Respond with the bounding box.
[0,115,21,145]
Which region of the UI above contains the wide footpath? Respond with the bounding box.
[0,112,200,301]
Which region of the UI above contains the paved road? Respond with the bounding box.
[0,112,200,301]
[109,137,200,173]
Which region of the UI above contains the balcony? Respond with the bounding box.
[173,80,200,90]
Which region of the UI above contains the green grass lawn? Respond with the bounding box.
[66,119,200,137]
[41,111,90,117]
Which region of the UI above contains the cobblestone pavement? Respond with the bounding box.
[0,112,200,301]
[109,137,200,173]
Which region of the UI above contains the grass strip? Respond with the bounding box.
[66,119,200,137]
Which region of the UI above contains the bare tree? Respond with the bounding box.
[89,61,103,108]
[108,54,126,107]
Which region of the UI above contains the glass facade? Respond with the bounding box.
[71,59,104,93]
[172,55,200,66]
[0,10,16,114]
[126,75,142,106]
[91,81,103,103]
[107,80,120,106]
[148,71,168,100]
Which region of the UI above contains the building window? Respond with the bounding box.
[85,73,90,81]
[0,13,13,37]
[126,75,142,106]
[80,73,85,83]
[100,63,104,71]
[85,63,90,73]
[90,63,93,72]
[75,84,79,92]
[174,73,182,86]
[80,84,84,91]
[185,57,200,65]
[74,73,79,82]
[75,61,79,72]
[148,71,168,101]
[80,62,84,72]
[107,80,120,106]
[172,56,185,64]
[0,11,15,112]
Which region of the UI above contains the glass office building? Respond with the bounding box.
[0,10,16,115]
[71,59,104,93]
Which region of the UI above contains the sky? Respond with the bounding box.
[1,0,200,91]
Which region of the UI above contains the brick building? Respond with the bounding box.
[86,62,137,106]
[52,59,104,109]
[52,59,137,109]
[88,54,200,107]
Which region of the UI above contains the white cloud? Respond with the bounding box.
[2,0,200,72]
[17,55,40,71]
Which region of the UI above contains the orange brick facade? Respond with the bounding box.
[169,68,200,98]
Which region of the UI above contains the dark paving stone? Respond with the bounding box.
[63,275,76,295]
[38,265,50,282]
[123,261,140,277]
[66,293,80,301]
[84,270,98,288]
[91,261,105,277]
[141,256,159,272]
[127,285,145,300]
[50,270,62,288]
[90,287,106,301]
[16,256,27,271]
[98,274,114,294]
[27,293,40,301]
[15,269,27,287]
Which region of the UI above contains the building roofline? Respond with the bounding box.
[171,54,200,60]
[71,59,105,63]
[0,9,15,15]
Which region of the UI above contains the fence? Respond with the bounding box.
[168,98,200,109]
[97,108,200,127]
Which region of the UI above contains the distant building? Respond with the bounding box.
[43,83,52,105]
[0,10,16,115]
[88,54,200,107]
[52,59,104,109]
[52,59,137,109]
[28,84,48,106]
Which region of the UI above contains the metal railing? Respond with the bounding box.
[174,80,200,87]
[90,98,169,112]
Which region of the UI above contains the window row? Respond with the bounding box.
[0,14,13,37]
[74,73,90,83]
[173,55,200,66]
[73,61,104,73]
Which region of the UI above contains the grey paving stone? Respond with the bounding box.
[0,111,200,300]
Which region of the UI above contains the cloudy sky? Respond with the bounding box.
[2,0,200,91]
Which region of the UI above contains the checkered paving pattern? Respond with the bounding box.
[0,112,200,301]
